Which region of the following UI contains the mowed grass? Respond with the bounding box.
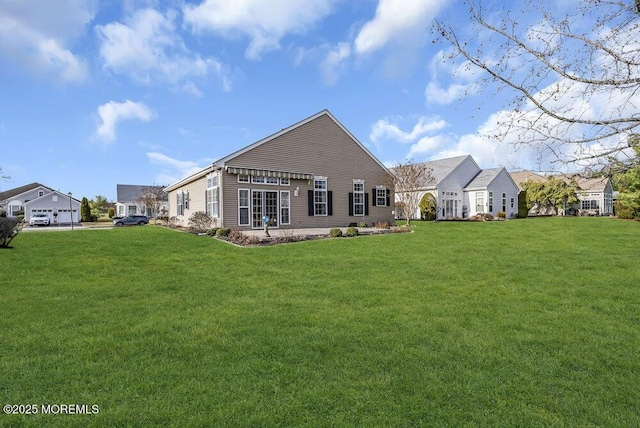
[1,218,639,426]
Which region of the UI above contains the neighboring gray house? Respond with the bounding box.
[0,182,80,224]
[509,170,555,216]
[395,155,520,220]
[164,110,394,229]
[565,175,614,216]
[115,185,168,218]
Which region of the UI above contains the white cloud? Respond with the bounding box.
[354,0,447,55]
[146,152,207,185]
[0,0,95,82]
[183,0,337,60]
[96,100,156,143]
[370,116,447,144]
[425,82,471,105]
[96,8,230,90]
[407,135,453,159]
[425,50,481,105]
[319,42,351,86]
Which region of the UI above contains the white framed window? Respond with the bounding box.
[184,191,190,210]
[177,192,184,216]
[280,178,290,186]
[238,174,249,183]
[376,186,387,207]
[280,191,290,225]
[206,188,219,217]
[502,193,507,212]
[38,190,44,197]
[252,176,279,185]
[488,192,493,212]
[581,200,599,210]
[206,174,220,218]
[314,178,328,216]
[510,197,515,209]
[238,189,250,226]
[353,181,365,216]
[9,204,21,217]
[475,192,484,213]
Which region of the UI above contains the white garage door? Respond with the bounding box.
[57,209,71,223]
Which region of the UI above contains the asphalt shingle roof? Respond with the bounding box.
[465,168,503,190]
[116,184,167,203]
[0,182,53,201]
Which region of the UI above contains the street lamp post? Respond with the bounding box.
[68,192,74,230]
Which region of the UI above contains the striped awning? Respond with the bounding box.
[225,166,313,180]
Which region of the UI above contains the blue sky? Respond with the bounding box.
[1,0,565,201]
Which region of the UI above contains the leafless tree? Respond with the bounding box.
[138,186,167,224]
[436,0,640,171]
[389,161,435,226]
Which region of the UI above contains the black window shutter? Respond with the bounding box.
[348,193,353,216]
[365,193,369,215]
[371,189,377,207]
[328,191,333,216]
[308,190,314,216]
[386,189,391,207]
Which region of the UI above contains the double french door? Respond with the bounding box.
[252,190,279,228]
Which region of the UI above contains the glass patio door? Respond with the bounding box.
[251,190,279,229]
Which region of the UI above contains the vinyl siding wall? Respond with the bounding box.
[466,170,519,218]
[437,157,481,219]
[221,114,394,229]
[167,177,207,226]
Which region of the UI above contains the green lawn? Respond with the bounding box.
[1,218,639,426]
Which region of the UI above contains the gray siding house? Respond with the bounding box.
[0,182,81,224]
[164,110,394,229]
[115,184,168,217]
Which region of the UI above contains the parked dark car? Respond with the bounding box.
[113,215,149,226]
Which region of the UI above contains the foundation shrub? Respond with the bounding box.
[345,227,359,237]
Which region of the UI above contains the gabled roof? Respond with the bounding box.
[464,168,503,190]
[164,165,214,192]
[117,184,167,202]
[166,110,388,192]
[509,170,547,191]
[558,175,611,192]
[0,182,53,201]
[398,155,475,189]
[23,189,81,205]
[213,109,388,172]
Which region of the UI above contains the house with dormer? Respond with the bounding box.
[0,182,81,224]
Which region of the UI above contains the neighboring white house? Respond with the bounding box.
[0,182,81,224]
[394,155,520,220]
[115,184,168,218]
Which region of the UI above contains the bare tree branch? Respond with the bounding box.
[389,161,435,226]
[435,0,640,171]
